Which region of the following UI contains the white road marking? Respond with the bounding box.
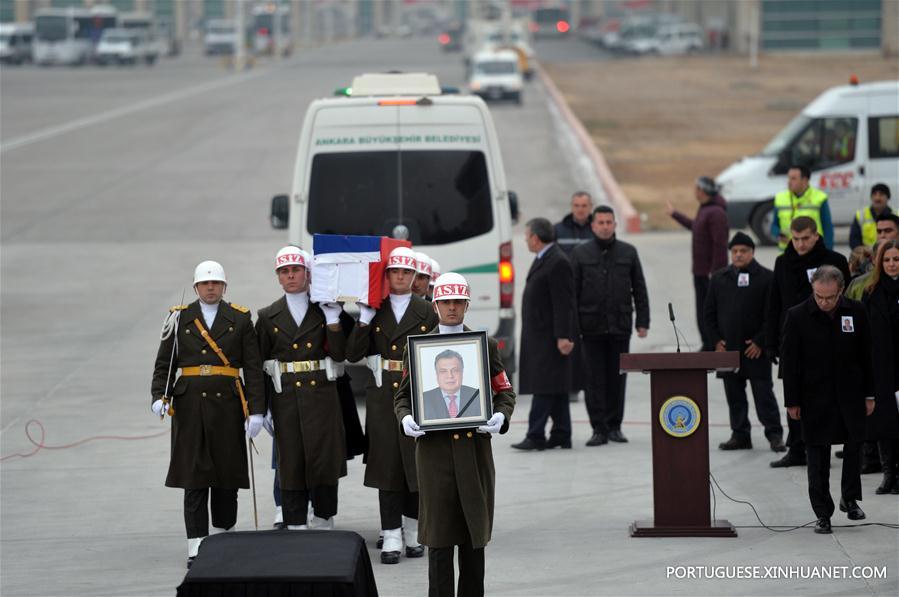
[1,68,269,153]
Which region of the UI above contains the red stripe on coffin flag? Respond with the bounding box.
[370,237,413,307]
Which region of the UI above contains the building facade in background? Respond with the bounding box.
[0,0,896,56]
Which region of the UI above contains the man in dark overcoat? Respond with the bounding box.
[346,246,437,564]
[704,232,784,452]
[151,260,265,567]
[512,217,576,451]
[395,273,515,597]
[256,246,347,530]
[781,265,876,533]
[766,216,850,468]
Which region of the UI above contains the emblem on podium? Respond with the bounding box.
[659,396,701,438]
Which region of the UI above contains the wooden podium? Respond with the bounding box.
[620,351,740,538]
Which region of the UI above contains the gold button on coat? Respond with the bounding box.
[228,326,233,332]
[201,392,207,397]
[453,433,460,440]
[420,325,427,331]
[295,381,302,387]
[216,392,221,397]
[274,327,279,333]
[375,326,381,332]
[306,342,312,348]
[391,344,397,351]
[467,432,473,438]
[310,380,316,386]
[392,381,399,389]
[186,329,190,334]
[292,343,298,349]
[201,349,207,354]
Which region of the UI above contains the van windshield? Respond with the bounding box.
[761,114,811,157]
[307,150,493,245]
[477,61,516,74]
[35,16,67,41]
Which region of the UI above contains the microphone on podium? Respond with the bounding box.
[668,302,681,353]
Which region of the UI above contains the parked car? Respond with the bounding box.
[0,23,33,65]
[95,28,156,65]
[204,19,238,56]
[626,23,703,55]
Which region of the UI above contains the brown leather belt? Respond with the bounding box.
[180,365,240,377]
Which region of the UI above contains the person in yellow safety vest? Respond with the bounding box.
[770,164,834,251]
[829,119,856,162]
[849,183,892,249]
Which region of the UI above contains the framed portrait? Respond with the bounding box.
[407,331,492,431]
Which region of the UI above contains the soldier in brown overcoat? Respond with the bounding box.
[255,246,347,530]
[346,247,438,564]
[150,260,265,567]
[395,272,516,597]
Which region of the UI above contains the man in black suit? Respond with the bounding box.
[781,265,875,534]
[422,349,481,420]
[512,217,576,451]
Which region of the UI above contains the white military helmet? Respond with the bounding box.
[386,246,418,271]
[274,245,308,271]
[429,258,442,287]
[431,272,470,301]
[194,260,227,285]
[414,252,432,277]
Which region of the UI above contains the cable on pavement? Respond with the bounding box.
[0,419,168,463]
[710,472,898,531]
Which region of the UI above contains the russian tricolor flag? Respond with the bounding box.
[310,234,411,308]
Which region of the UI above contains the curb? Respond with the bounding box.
[536,63,641,233]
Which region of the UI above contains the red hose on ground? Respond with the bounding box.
[0,419,168,463]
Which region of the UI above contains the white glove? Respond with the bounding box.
[477,412,505,435]
[356,302,376,325]
[245,414,264,439]
[151,399,166,417]
[320,302,342,325]
[402,414,425,438]
[263,410,274,436]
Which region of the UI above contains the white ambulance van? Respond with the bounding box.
[716,80,899,245]
[270,73,519,370]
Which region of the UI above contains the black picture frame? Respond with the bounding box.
[407,330,492,431]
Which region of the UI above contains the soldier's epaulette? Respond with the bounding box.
[230,302,250,313]
[169,304,188,313]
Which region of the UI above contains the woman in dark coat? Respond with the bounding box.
[862,239,899,494]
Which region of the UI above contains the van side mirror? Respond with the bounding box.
[270,194,289,229]
[508,191,520,224]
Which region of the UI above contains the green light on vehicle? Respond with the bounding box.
[334,87,353,97]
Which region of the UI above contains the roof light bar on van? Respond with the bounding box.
[378,99,420,106]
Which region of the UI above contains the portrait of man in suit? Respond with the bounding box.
[421,349,482,421]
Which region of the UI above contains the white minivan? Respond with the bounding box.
[469,50,523,104]
[269,73,519,370]
[717,80,899,245]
